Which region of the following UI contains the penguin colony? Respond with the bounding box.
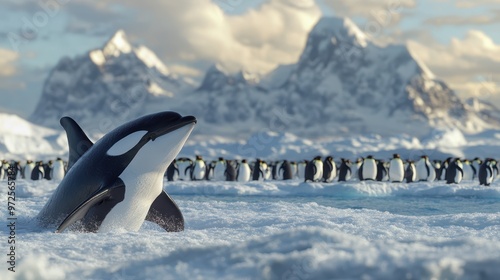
[163,155,498,186]
[1,155,497,186]
[0,158,67,181]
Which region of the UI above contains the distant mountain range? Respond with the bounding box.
[29,16,500,139]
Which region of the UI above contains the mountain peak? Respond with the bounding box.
[311,17,367,47]
[103,30,132,57]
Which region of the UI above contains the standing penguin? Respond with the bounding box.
[43,160,53,180]
[479,158,495,186]
[278,160,294,180]
[322,156,337,183]
[416,155,436,182]
[439,157,452,180]
[338,158,352,182]
[225,160,237,182]
[290,161,298,179]
[51,158,66,181]
[350,158,363,181]
[461,159,475,181]
[376,160,387,181]
[405,160,417,183]
[212,157,226,181]
[472,158,482,179]
[433,160,442,180]
[24,160,35,179]
[176,158,193,181]
[237,159,251,182]
[252,159,265,181]
[389,154,404,183]
[190,155,207,181]
[31,161,45,180]
[0,160,9,180]
[446,158,464,184]
[297,160,308,180]
[359,156,377,181]
[166,159,179,181]
[305,156,323,182]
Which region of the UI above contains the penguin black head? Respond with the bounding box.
[196,155,203,160]
[218,157,224,161]
[393,154,400,159]
[367,155,374,159]
[242,159,247,163]
[314,156,321,161]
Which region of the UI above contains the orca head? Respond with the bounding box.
[98,112,197,177]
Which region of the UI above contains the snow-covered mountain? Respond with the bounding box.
[30,30,195,136]
[0,113,66,159]
[29,17,500,139]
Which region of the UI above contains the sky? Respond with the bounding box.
[0,0,499,118]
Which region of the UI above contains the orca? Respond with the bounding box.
[37,111,196,233]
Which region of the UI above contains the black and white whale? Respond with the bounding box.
[37,111,196,233]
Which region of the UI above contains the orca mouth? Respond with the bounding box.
[145,116,197,142]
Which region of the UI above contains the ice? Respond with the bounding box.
[3,179,500,279]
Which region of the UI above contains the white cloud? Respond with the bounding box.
[407,30,500,101]
[67,0,321,74]
[0,48,19,77]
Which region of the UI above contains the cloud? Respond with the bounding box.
[407,30,500,101]
[425,11,500,26]
[321,0,416,24]
[456,0,500,8]
[60,0,321,74]
[0,48,19,77]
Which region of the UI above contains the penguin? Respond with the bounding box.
[359,156,377,181]
[350,158,363,181]
[252,159,265,181]
[388,154,404,183]
[446,158,463,184]
[338,158,352,182]
[416,155,436,182]
[305,156,323,182]
[472,158,482,179]
[42,160,53,180]
[405,160,417,183]
[11,161,22,180]
[225,160,237,182]
[51,158,66,181]
[166,159,179,181]
[376,159,387,181]
[211,157,226,181]
[24,160,35,179]
[261,160,272,180]
[433,160,442,180]
[278,160,294,180]
[237,159,251,182]
[297,160,308,180]
[190,155,207,181]
[31,161,45,180]
[439,157,452,180]
[479,158,495,186]
[461,159,475,181]
[176,157,193,181]
[0,160,9,180]
[322,156,337,183]
[290,161,298,179]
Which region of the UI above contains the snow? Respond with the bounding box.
[3,179,500,279]
[312,17,367,47]
[102,30,132,57]
[134,46,170,76]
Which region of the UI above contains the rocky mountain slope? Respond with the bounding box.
[30,17,499,139]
